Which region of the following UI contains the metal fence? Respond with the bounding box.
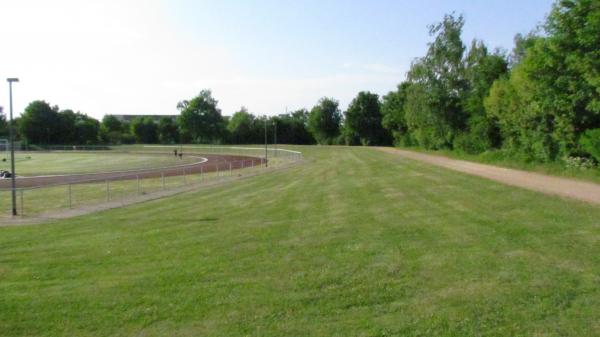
[0,146,303,219]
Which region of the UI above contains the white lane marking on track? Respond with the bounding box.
[143,145,302,154]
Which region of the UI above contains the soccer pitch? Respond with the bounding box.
[1,146,599,336]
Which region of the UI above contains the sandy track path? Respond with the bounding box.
[378,147,600,205]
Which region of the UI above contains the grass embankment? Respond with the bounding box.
[402,147,600,184]
[1,146,599,336]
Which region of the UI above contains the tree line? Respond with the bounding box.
[1,0,598,163]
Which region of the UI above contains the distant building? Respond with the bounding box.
[111,114,178,123]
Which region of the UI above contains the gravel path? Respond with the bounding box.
[379,147,600,205]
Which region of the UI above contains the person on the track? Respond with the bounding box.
[174,149,178,157]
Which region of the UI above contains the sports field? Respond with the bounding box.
[1,146,599,336]
[0,152,198,176]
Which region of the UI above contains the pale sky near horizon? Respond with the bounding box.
[0,0,554,119]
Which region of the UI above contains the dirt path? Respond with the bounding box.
[378,147,600,205]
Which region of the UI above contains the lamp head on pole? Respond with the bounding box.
[6,78,19,83]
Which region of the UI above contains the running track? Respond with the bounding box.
[0,153,263,189]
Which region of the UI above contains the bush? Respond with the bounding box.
[580,129,600,162]
[564,156,596,170]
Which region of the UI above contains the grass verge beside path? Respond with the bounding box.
[398,146,600,184]
[1,146,600,336]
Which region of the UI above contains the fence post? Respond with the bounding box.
[137,175,140,195]
[106,180,110,201]
[229,162,232,176]
[200,165,203,182]
[161,171,165,189]
[68,183,72,209]
[20,189,24,217]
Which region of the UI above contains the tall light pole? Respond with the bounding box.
[273,118,277,157]
[7,78,19,216]
[264,117,268,167]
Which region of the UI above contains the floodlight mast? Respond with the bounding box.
[7,78,19,216]
[264,117,268,167]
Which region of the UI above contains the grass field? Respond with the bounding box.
[0,152,197,176]
[1,146,599,336]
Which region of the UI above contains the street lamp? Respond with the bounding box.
[273,118,277,157]
[264,117,268,167]
[7,78,19,216]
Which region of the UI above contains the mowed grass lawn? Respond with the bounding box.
[0,152,196,176]
[1,146,600,336]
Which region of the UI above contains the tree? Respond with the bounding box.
[485,0,600,161]
[100,115,127,144]
[381,82,413,146]
[177,90,226,143]
[308,97,342,145]
[102,115,124,133]
[131,117,158,144]
[74,114,100,144]
[455,40,508,153]
[228,107,260,144]
[271,110,315,145]
[158,117,179,144]
[344,91,390,145]
[0,106,8,138]
[18,100,62,144]
[404,13,468,149]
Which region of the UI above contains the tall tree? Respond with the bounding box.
[455,40,508,153]
[74,114,100,144]
[485,0,600,161]
[273,110,315,145]
[157,117,179,144]
[131,117,158,144]
[404,13,468,149]
[308,97,342,145]
[344,91,390,145]
[18,100,61,144]
[228,107,260,144]
[381,82,413,146]
[177,90,226,144]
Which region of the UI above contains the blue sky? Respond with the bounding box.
[0,0,554,118]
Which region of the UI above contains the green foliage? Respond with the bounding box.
[344,91,390,145]
[308,97,342,145]
[177,90,226,144]
[18,101,61,144]
[403,14,468,149]
[273,110,315,145]
[227,107,261,144]
[485,0,600,161]
[381,1,598,165]
[157,117,179,144]
[579,128,600,162]
[130,117,158,144]
[381,83,412,146]
[73,114,100,144]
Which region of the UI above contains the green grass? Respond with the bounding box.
[0,152,197,176]
[1,146,600,336]
[403,147,600,184]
